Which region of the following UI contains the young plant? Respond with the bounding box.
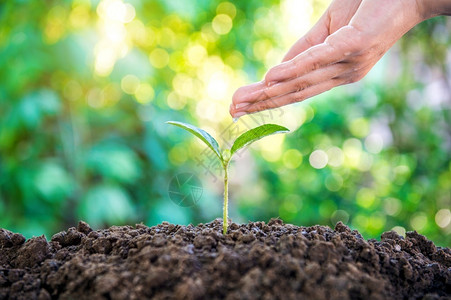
[167,121,290,234]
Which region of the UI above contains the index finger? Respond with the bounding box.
[265,25,363,84]
[265,43,340,85]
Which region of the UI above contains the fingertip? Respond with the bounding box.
[229,102,234,115]
[231,86,244,105]
[281,52,295,63]
[266,80,276,87]
[232,111,246,118]
[229,103,247,118]
[264,64,286,86]
[232,81,267,105]
[264,68,276,85]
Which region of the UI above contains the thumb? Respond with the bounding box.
[282,12,330,62]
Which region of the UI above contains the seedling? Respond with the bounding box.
[167,121,290,234]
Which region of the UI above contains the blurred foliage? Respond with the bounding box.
[0,0,450,246]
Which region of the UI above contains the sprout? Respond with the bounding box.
[167,121,290,234]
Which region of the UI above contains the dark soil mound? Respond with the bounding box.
[0,219,450,300]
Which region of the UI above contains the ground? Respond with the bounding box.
[0,219,450,299]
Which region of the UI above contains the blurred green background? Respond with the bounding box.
[0,0,450,247]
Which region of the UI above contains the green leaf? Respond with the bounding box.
[166,121,222,161]
[230,124,290,157]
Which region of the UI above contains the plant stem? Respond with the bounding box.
[223,163,229,234]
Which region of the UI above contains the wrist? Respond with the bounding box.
[418,0,451,19]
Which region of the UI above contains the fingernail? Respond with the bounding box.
[233,112,246,118]
[235,102,250,109]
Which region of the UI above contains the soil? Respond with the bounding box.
[0,219,450,300]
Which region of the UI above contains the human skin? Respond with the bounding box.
[229,0,451,118]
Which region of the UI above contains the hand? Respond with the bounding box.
[230,0,430,118]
